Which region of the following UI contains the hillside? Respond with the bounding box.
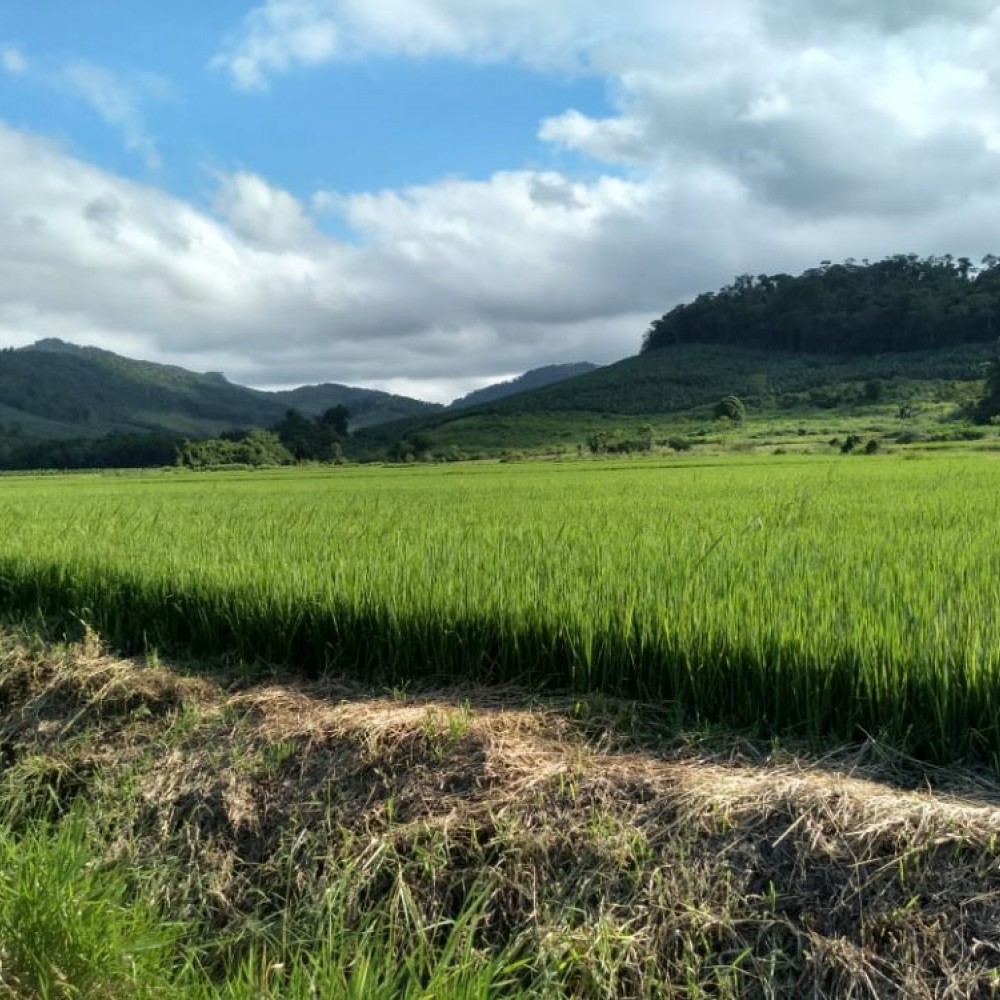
[449,362,599,409]
[0,340,287,439]
[352,341,995,455]
[0,340,437,441]
[352,255,1000,456]
[5,251,1000,466]
[644,253,1000,355]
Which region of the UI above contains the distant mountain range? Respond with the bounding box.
[6,256,997,458]
[449,363,599,409]
[0,339,597,441]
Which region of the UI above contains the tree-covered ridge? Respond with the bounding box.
[0,340,437,440]
[643,255,1000,355]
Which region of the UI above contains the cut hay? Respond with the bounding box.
[1,630,999,997]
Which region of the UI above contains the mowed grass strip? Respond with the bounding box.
[1,455,999,764]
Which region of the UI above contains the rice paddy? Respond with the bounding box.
[1,452,999,764]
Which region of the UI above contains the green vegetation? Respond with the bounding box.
[0,340,437,452]
[0,339,287,438]
[177,429,294,469]
[1,633,997,998]
[0,805,527,999]
[2,456,1000,765]
[643,254,1000,354]
[357,341,995,459]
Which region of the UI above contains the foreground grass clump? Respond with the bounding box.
[0,813,178,997]
[2,633,1000,998]
[2,453,1000,763]
[0,814,527,999]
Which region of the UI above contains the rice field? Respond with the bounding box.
[1,453,1000,764]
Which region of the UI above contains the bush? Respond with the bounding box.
[666,437,693,452]
[713,395,747,423]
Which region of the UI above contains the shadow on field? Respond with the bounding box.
[5,556,1000,774]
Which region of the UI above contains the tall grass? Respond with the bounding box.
[0,811,532,999]
[1,455,999,763]
[0,812,179,998]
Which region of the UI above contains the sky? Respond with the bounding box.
[1,2,1000,402]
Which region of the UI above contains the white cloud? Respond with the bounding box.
[6,3,1000,401]
[3,43,167,168]
[214,171,322,249]
[211,0,339,91]
[536,4,1000,220]
[211,0,722,89]
[0,45,27,75]
[0,122,658,399]
[61,62,166,170]
[4,108,1000,403]
[213,1,1000,225]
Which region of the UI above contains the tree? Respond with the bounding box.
[318,405,349,436]
[713,395,747,424]
[274,407,349,461]
[642,254,1000,356]
[975,344,1000,423]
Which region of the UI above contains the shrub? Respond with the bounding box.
[713,395,747,423]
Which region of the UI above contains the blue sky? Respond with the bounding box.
[1,1,999,400]
[0,1,609,203]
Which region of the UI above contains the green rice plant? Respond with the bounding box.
[1,455,1000,764]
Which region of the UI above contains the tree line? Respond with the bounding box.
[0,406,351,472]
[643,254,1000,355]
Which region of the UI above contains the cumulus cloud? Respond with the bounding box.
[4,102,999,402]
[0,122,670,399]
[215,1,1000,226]
[6,2,1000,400]
[762,0,996,35]
[213,171,323,249]
[538,2,1000,222]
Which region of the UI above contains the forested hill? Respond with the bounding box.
[0,340,439,440]
[643,254,1000,356]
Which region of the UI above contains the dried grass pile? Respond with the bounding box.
[1,630,999,998]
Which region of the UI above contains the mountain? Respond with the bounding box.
[0,340,437,440]
[353,340,994,455]
[274,383,442,429]
[351,256,1000,455]
[449,363,599,409]
[0,340,285,439]
[5,252,999,462]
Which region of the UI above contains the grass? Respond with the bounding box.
[0,811,530,999]
[2,633,1000,997]
[2,454,1000,765]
